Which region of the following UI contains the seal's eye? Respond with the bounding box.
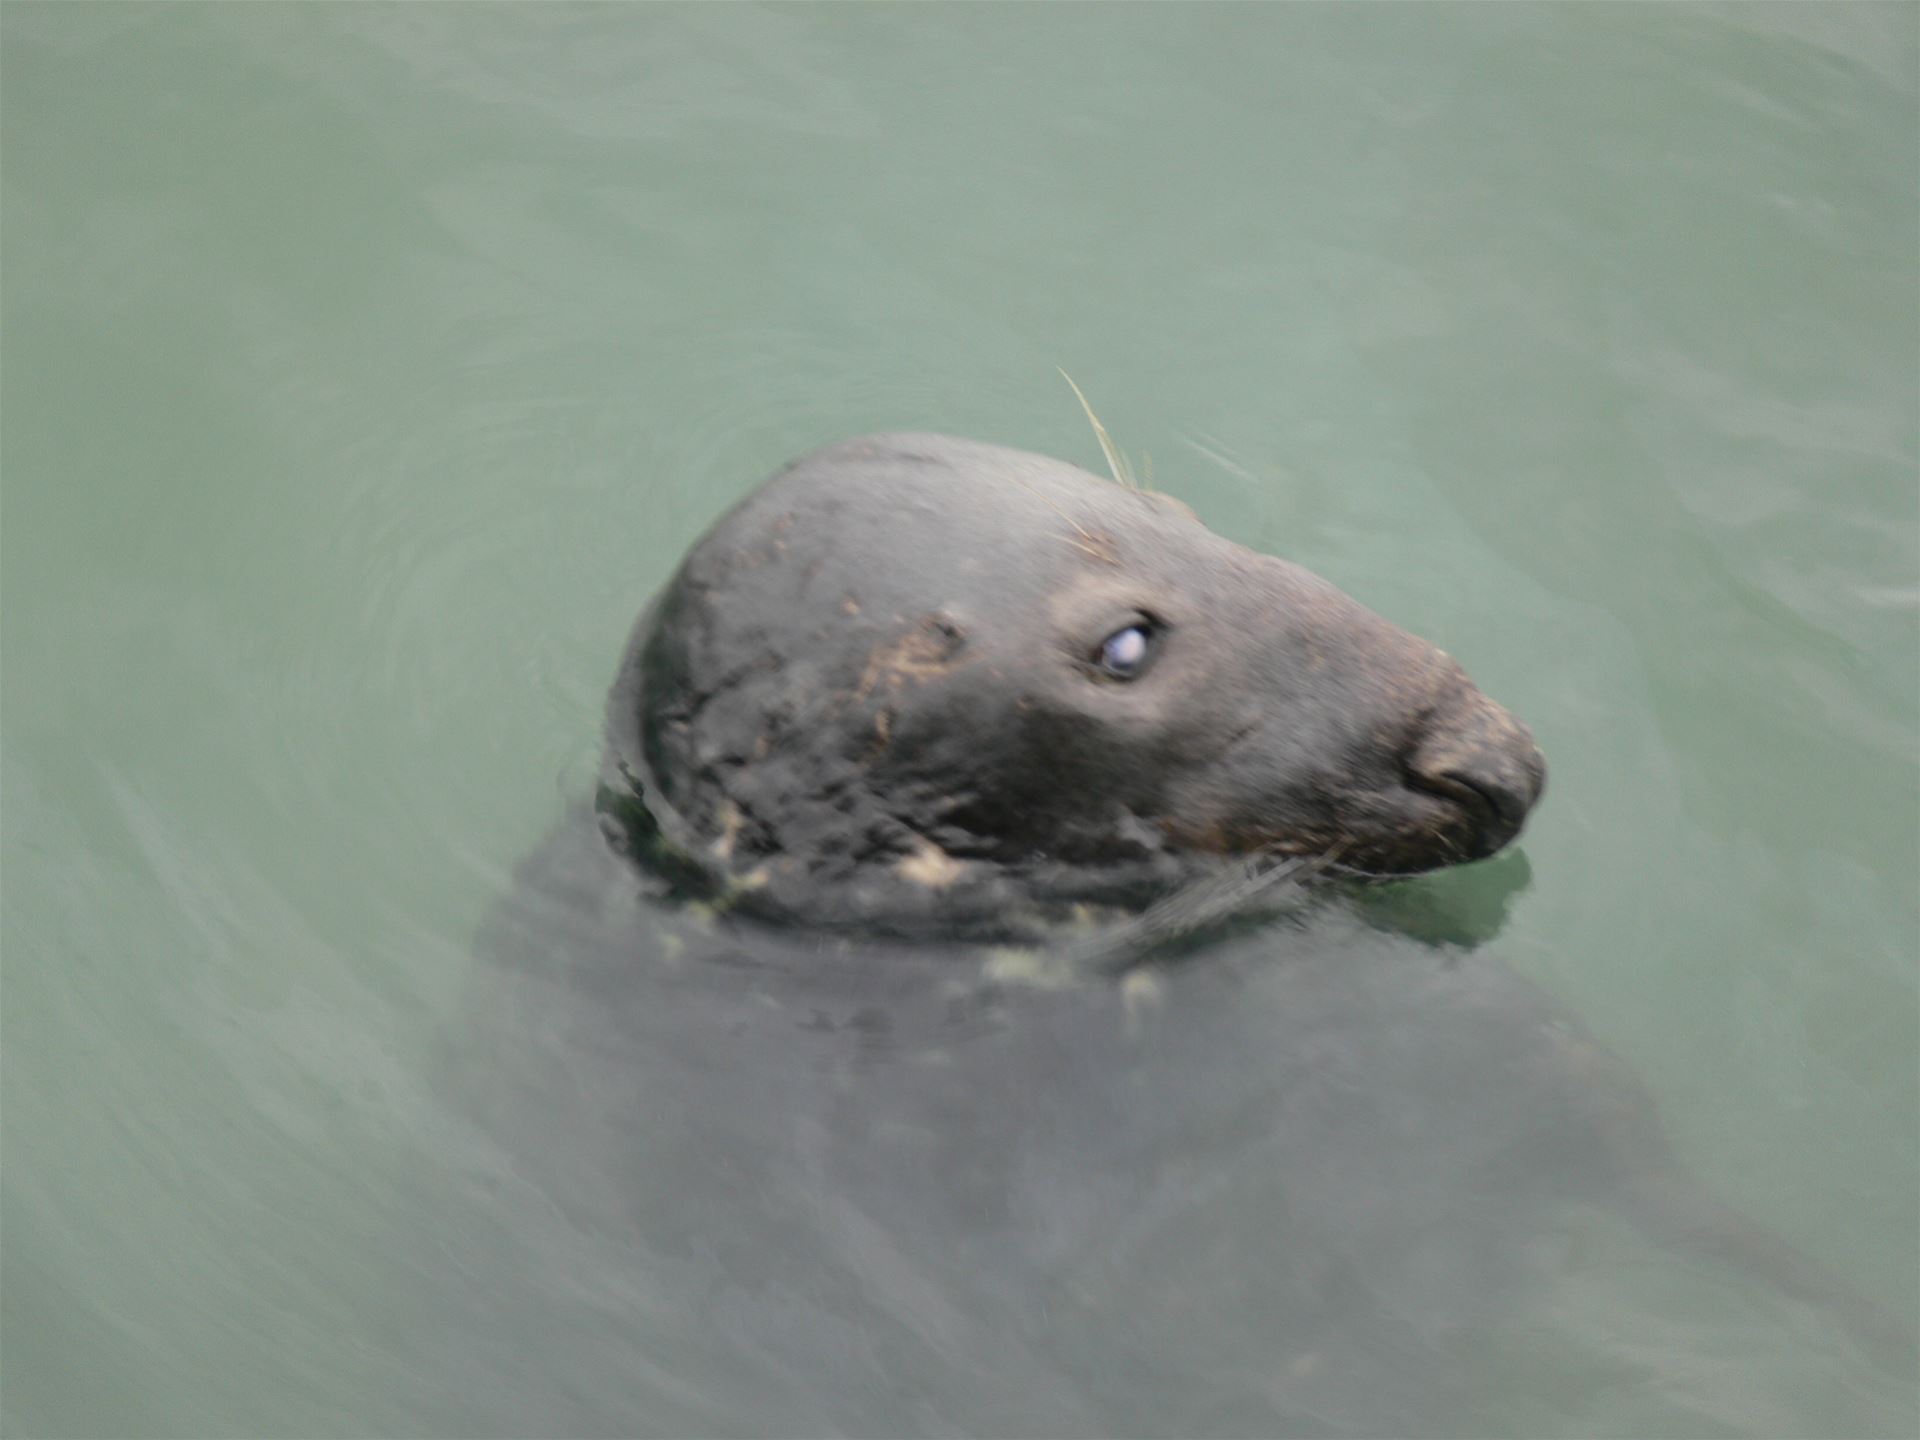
[1097,623,1153,680]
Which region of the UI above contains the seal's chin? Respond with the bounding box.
[1327,769,1545,877]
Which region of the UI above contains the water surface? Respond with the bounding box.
[3,5,1915,1436]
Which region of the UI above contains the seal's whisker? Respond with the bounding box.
[1058,368,1140,490]
[994,470,1111,560]
[1067,536,1118,565]
[1068,848,1341,975]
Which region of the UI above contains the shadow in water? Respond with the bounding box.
[1351,847,1533,950]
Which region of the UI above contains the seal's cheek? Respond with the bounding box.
[1009,653,1247,792]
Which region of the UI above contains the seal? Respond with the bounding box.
[456,436,1910,1433]
[598,432,1546,937]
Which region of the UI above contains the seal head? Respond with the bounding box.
[602,433,1545,935]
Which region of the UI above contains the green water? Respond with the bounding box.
[3,4,1915,1436]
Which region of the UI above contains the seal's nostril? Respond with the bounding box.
[1399,690,1547,861]
[1443,768,1529,832]
[1404,745,1543,859]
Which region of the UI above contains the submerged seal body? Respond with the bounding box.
[602,433,1545,936]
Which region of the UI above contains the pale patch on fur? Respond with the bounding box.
[982,946,1079,990]
[709,800,745,861]
[696,865,770,919]
[855,620,967,700]
[1120,967,1165,1026]
[896,838,966,889]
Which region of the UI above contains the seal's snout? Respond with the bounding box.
[1404,697,1547,860]
[1406,750,1541,858]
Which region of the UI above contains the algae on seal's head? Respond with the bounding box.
[597,432,1545,938]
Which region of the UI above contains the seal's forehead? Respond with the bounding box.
[686,433,1234,632]
[768,433,1218,552]
[772,432,1161,508]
